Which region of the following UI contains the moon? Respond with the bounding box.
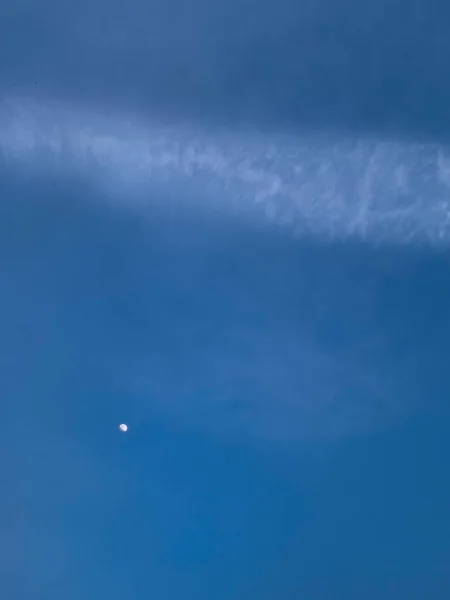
[119,424,128,432]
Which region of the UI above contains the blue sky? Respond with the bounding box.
[2,1,450,598]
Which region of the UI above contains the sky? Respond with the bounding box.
[2,1,450,599]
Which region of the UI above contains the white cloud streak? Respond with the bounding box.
[2,97,450,245]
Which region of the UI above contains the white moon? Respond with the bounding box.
[119,424,128,432]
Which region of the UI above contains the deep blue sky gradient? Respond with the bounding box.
[2,1,450,599]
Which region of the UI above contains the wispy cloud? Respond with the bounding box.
[2,97,450,245]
